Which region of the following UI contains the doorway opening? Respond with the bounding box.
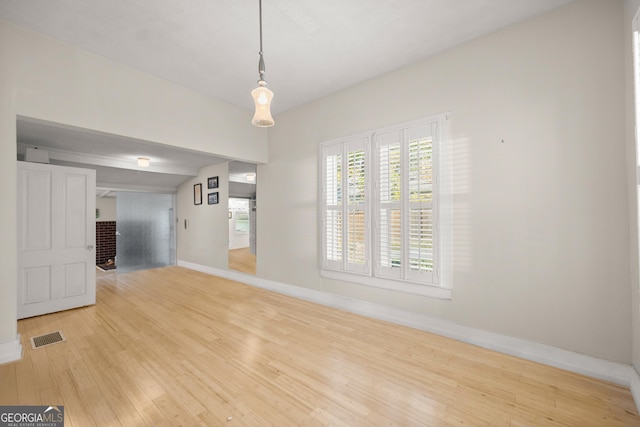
[115,192,176,273]
[96,192,176,273]
[96,195,117,271]
[228,161,257,275]
[229,198,255,274]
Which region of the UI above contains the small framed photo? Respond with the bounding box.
[208,192,219,205]
[194,183,203,205]
[208,176,219,189]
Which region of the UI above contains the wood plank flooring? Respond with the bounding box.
[0,266,638,426]
[229,248,256,275]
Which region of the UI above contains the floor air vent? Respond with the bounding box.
[30,330,66,349]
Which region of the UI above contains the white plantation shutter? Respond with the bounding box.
[374,122,438,283]
[346,145,367,271]
[322,144,342,270]
[408,208,434,273]
[406,123,437,282]
[376,130,403,279]
[321,136,370,274]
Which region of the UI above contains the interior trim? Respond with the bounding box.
[0,334,22,365]
[631,367,640,412]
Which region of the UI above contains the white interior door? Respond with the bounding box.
[17,161,96,319]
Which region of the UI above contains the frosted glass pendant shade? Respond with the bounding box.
[251,83,274,127]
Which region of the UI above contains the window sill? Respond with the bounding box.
[320,269,452,300]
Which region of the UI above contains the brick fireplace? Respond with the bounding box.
[96,221,116,265]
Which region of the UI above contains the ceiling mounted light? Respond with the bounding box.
[251,0,274,127]
[137,157,150,167]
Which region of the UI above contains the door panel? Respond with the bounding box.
[18,161,96,319]
[64,174,88,248]
[24,170,52,250]
[23,266,51,304]
[63,262,86,297]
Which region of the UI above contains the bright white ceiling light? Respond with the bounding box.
[137,157,150,167]
[251,0,274,127]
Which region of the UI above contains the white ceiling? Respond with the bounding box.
[17,118,259,196]
[16,117,227,196]
[5,0,572,194]
[0,0,572,114]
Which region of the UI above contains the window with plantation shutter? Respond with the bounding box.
[321,136,369,274]
[324,146,342,268]
[376,130,403,278]
[405,124,437,282]
[320,113,451,299]
[346,148,367,270]
[374,122,437,283]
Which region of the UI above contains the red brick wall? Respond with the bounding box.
[96,221,116,265]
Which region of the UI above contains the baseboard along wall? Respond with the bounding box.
[0,334,22,365]
[177,260,633,387]
[631,368,640,412]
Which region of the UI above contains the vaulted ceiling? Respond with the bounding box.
[0,0,572,114]
[3,0,572,193]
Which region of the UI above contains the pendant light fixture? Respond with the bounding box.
[251,0,274,127]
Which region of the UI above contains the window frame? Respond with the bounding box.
[319,113,452,300]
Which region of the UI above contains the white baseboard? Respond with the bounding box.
[178,260,633,386]
[0,334,22,365]
[632,368,640,411]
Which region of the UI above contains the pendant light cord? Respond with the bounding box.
[258,0,266,82]
[259,0,263,54]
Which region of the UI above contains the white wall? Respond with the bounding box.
[625,0,640,372]
[176,164,229,269]
[0,85,18,346]
[0,1,632,367]
[0,20,267,351]
[259,0,631,363]
[96,197,117,222]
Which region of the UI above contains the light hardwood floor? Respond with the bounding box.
[229,248,256,275]
[1,266,638,426]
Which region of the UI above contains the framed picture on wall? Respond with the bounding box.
[208,192,219,205]
[208,176,219,189]
[194,183,203,205]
